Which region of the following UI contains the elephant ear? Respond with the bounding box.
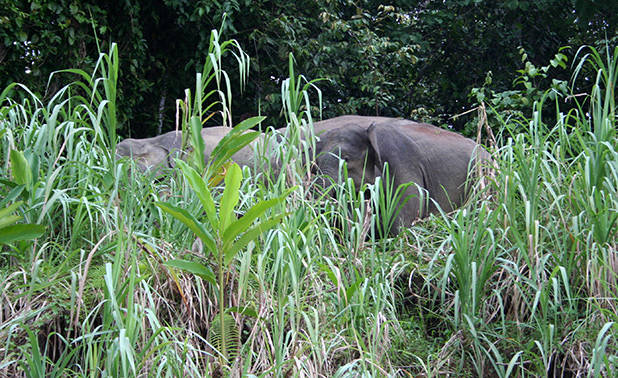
[367,123,433,230]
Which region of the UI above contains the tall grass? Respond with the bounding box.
[1,36,616,377]
[416,44,617,376]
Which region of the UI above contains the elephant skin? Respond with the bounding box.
[311,116,491,235]
[116,126,271,175]
[115,130,184,175]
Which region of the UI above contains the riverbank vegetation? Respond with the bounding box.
[1,5,617,376]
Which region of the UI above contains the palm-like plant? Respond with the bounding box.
[156,156,293,364]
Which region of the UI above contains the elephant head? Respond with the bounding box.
[116,126,279,175]
[313,118,490,235]
[314,123,379,191]
[116,131,184,175]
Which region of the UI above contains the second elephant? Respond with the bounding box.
[311,116,491,235]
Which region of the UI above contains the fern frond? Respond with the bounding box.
[208,313,240,363]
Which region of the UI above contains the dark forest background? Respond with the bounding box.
[1,0,616,137]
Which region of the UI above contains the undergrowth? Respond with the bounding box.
[0,32,616,377]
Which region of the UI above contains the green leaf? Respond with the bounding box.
[226,306,258,318]
[222,188,294,248]
[165,259,217,287]
[319,263,339,288]
[224,214,286,266]
[219,163,242,232]
[207,131,260,178]
[154,202,217,253]
[190,115,206,171]
[0,215,22,229]
[10,149,32,187]
[0,200,23,219]
[345,276,362,304]
[222,196,282,247]
[229,115,266,135]
[206,116,265,178]
[175,159,218,228]
[208,313,240,363]
[0,224,46,244]
[214,131,260,159]
[0,184,24,208]
[21,326,45,377]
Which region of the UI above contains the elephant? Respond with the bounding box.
[115,126,273,175]
[115,130,183,175]
[310,115,491,235]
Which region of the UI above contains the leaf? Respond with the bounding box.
[345,275,363,304]
[0,224,46,244]
[226,306,259,318]
[0,215,22,229]
[165,259,217,287]
[190,115,206,171]
[219,163,242,232]
[222,188,293,248]
[319,263,339,288]
[206,116,265,178]
[175,159,218,228]
[0,201,45,244]
[0,201,23,219]
[215,131,261,159]
[208,313,240,363]
[207,131,260,178]
[229,115,266,135]
[10,149,32,187]
[154,202,217,253]
[222,197,281,247]
[224,214,286,266]
[0,185,24,208]
[207,160,232,187]
[20,326,45,377]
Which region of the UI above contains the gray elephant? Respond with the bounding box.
[116,126,270,175]
[115,130,183,175]
[311,116,491,235]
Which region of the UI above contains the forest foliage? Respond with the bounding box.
[1,0,616,136]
